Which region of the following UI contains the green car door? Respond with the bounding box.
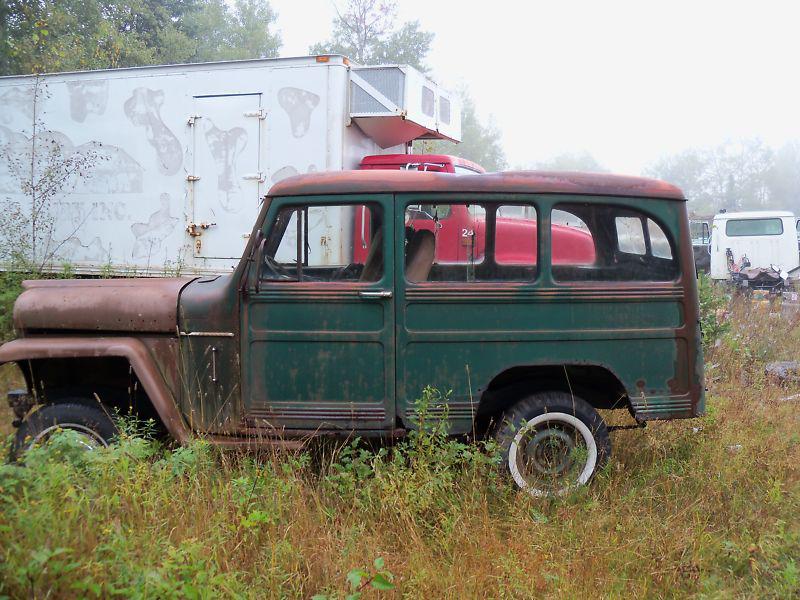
[241,194,395,431]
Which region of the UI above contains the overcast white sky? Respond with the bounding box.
[269,0,800,174]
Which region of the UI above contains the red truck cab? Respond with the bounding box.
[359,153,485,175]
[355,155,595,266]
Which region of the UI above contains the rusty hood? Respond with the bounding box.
[13,278,196,334]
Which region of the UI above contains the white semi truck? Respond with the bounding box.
[0,55,462,274]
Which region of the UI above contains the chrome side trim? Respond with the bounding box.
[179,331,235,337]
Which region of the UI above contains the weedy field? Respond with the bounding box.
[0,283,798,599]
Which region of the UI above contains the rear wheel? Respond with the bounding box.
[496,391,610,497]
[12,402,118,459]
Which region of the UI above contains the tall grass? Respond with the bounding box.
[0,293,798,598]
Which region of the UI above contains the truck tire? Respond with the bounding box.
[12,401,118,459]
[496,391,611,497]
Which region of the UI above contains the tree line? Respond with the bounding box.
[525,143,800,218]
[0,0,507,171]
[0,0,282,74]
[645,139,800,217]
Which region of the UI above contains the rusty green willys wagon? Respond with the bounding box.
[1,170,704,496]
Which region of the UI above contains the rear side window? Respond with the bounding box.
[648,219,673,259]
[725,218,783,236]
[615,217,646,255]
[404,202,538,282]
[552,204,678,282]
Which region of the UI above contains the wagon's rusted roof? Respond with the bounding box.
[268,170,686,200]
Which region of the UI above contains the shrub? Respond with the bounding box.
[698,272,730,350]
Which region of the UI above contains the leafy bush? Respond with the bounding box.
[698,272,730,350]
[0,270,26,341]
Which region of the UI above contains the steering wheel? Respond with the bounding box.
[330,263,361,281]
[407,207,435,221]
[263,255,296,280]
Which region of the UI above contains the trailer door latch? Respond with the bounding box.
[243,109,267,119]
[242,172,265,182]
[187,222,217,237]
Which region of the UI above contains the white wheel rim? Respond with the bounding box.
[28,423,108,452]
[508,412,598,497]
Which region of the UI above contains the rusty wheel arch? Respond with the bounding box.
[0,337,190,444]
[474,362,630,433]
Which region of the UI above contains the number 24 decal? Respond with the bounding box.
[461,229,474,237]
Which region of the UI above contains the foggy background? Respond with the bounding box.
[3,0,800,216]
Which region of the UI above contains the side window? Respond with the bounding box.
[404,202,538,282]
[552,209,595,265]
[405,202,485,283]
[262,203,383,282]
[615,217,646,255]
[648,219,673,259]
[551,204,678,282]
[495,204,538,266]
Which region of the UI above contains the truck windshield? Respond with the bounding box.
[725,218,783,236]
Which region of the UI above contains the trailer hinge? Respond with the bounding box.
[242,172,265,183]
[243,109,267,119]
[187,115,202,126]
[186,222,217,237]
[187,175,201,182]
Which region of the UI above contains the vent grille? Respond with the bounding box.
[351,67,405,115]
[350,82,387,114]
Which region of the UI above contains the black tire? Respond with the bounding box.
[495,391,611,497]
[12,401,118,459]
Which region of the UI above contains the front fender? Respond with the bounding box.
[0,337,190,444]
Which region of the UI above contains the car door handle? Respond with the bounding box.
[359,290,392,299]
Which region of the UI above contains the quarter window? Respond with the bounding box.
[648,219,673,259]
[552,204,678,282]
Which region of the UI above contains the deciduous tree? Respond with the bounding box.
[0,0,281,75]
[309,0,433,71]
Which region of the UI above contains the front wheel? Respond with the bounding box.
[496,391,611,497]
[11,401,118,459]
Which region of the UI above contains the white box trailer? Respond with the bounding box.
[0,55,461,274]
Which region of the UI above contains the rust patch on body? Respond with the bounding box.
[0,337,190,443]
[14,277,195,333]
[268,170,686,201]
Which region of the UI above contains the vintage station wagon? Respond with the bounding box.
[1,170,704,496]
